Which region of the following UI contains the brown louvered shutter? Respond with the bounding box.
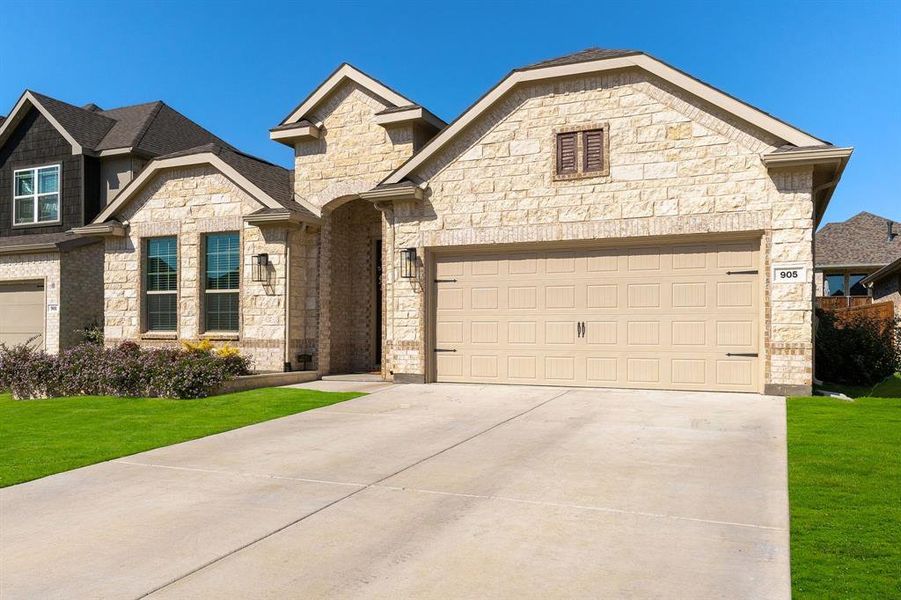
[583,129,604,172]
[556,132,577,174]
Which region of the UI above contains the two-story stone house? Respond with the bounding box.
[0,91,233,351]
[76,48,850,395]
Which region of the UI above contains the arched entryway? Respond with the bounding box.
[319,197,383,375]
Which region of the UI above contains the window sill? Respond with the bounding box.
[200,332,240,341]
[141,332,177,341]
[553,170,610,182]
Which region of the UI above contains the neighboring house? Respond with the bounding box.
[814,211,901,306]
[0,91,233,352]
[861,257,901,313]
[75,48,851,395]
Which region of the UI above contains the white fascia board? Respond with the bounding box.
[281,64,413,126]
[0,92,83,154]
[95,153,283,223]
[269,124,320,143]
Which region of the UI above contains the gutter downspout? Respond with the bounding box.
[284,228,292,372]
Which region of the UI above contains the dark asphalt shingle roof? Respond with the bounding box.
[29,91,116,149]
[516,48,641,70]
[0,231,72,249]
[816,212,901,267]
[154,143,314,218]
[21,91,231,157]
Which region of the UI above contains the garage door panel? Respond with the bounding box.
[435,241,760,392]
[0,281,45,351]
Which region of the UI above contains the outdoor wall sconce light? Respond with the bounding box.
[252,253,269,282]
[400,247,417,279]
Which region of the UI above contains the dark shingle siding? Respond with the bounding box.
[816,212,901,267]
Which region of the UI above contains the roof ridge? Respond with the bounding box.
[27,90,118,126]
[129,101,165,151]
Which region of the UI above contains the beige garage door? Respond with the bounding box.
[0,281,45,350]
[433,241,761,392]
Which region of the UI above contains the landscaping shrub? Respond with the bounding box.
[815,309,900,386]
[0,341,251,400]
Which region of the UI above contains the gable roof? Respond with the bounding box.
[94,143,318,224]
[275,63,444,128]
[815,211,901,268]
[382,47,831,186]
[0,91,231,157]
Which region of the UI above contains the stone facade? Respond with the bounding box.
[290,80,421,377]
[87,63,829,394]
[378,70,815,393]
[103,166,298,372]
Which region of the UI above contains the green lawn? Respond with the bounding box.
[0,387,362,487]
[787,379,900,598]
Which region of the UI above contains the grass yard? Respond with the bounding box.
[788,375,900,599]
[0,387,362,487]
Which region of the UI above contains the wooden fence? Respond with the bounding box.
[829,301,896,328]
[816,296,873,311]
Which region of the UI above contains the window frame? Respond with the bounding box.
[202,231,241,334]
[553,123,609,181]
[143,236,179,333]
[848,273,870,297]
[12,164,62,227]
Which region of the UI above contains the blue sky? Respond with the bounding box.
[1,1,898,226]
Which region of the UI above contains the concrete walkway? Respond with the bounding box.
[0,384,789,599]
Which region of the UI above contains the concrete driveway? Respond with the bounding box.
[0,384,789,599]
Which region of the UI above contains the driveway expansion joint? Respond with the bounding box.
[138,388,573,599]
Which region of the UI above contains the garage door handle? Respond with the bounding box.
[726,270,758,275]
[726,353,758,357]
[434,348,457,353]
[434,279,457,283]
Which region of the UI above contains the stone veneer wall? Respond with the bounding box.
[381,69,816,393]
[0,251,61,353]
[59,242,105,349]
[290,80,420,377]
[104,166,292,372]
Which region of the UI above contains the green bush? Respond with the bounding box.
[0,342,251,400]
[815,310,900,386]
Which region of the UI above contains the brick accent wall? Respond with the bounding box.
[103,166,293,372]
[325,199,381,373]
[59,242,104,348]
[873,274,901,314]
[379,69,816,392]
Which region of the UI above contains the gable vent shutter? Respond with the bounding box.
[583,129,604,172]
[556,132,577,174]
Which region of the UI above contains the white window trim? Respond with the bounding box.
[12,164,62,227]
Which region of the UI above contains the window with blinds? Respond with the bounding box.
[554,125,608,178]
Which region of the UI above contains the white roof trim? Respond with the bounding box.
[384,53,826,185]
[95,153,283,223]
[269,123,321,143]
[280,64,413,125]
[373,107,445,130]
[0,91,84,155]
[762,146,853,167]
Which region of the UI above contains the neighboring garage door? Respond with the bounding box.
[0,281,45,350]
[433,241,761,392]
